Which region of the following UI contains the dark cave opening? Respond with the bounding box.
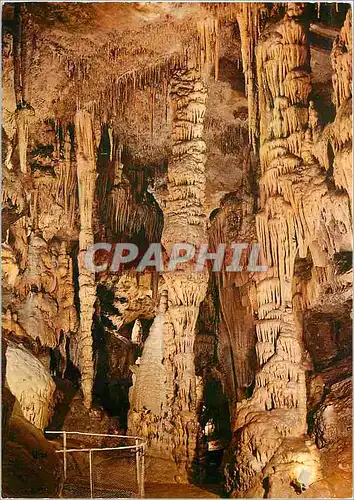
[92,319,133,430]
[92,283,154,431]
[198,373,232,488]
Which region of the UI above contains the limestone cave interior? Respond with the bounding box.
[1,2,352,498]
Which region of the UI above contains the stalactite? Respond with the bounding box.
[13,5,35,174]
[16,107,31,175]
[236,4,263,148]
[75,109,97,409]
[255,9,310,336]
[2,162,27,215]
[105,179,163,244]
[214,18,220,81]
[13,5,23,106]
[55,129,77,216]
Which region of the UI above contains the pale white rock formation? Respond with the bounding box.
[131,318,143,345]
[5,341,56,430]
[129,295,166,415]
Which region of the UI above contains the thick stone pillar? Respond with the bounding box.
[162,66,209,472]
[252,2,310,431]
[128,66,209,481]
[163,65,209,407]
[225,6,321,496]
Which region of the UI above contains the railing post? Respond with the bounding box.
[140,443,145,498]
[46,430,146,497]
[135,439,141,496]
[89,450,93,498]
[63,431,67,480]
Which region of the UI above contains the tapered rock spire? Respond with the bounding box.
[75,109,97,409]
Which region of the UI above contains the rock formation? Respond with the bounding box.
[223,4,352,497]
[75,109,97,408]
[128,65,210,480]
[1,2,352,498]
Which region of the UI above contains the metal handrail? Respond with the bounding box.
[46,430,144,439]
[45,430,146,498]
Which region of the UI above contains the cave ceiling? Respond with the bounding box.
[2,3,346,217]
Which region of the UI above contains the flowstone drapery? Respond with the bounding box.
[209,194,257,407]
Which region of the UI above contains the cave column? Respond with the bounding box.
[253,2,310,422]
[127,65,209,478]
[162,65,209,472]
[227,5,315,495]
[75,109,97,409]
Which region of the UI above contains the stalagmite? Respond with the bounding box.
[236,4,262,148]
[75,109,97,409]
[129,292,167,415]
[131,318,143,344]
[56,130,77,219]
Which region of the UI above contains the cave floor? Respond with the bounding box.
[145,482,220,498]
[62,481,220,499]
[60,450,222,498]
